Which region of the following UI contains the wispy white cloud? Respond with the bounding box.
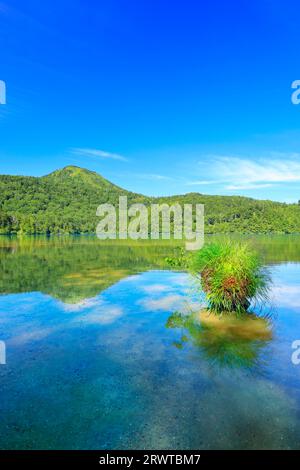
[141,284,173,293]
[110,171,173,182]
[186,154,300,191]
[70,147,128,162]
[137,294,203,313]
[186,180,219,186]
[9,327,59,346]
[218,155,300,186]
[271,284,300,309]
[137,294,184,312]
[133,173,172,181]
[227,183,274,190]
[62,298,100,312]
[63,296,124,324]
[75,306,123,325]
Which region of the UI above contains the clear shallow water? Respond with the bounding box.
[1,236,300,449]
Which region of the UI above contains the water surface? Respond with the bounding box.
[1,235,300,449]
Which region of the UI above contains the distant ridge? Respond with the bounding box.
[0,166,300,234]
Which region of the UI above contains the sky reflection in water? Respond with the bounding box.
[0,237,300,449]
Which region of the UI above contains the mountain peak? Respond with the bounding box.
[45,165,95,177]
[42,165,127,193]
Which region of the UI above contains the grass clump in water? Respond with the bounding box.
[191,241,270,315]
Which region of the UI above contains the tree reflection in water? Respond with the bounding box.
[166,310,273,369]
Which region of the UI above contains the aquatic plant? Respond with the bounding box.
[191,241,270,315]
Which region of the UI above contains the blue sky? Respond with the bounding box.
[0,0,300,202]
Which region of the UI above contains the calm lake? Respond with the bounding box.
[1,235,300,449]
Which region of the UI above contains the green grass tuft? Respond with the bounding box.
[191,240,270,315]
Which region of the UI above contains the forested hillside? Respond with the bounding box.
[0,166,143,234]
[0,165,299,234]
